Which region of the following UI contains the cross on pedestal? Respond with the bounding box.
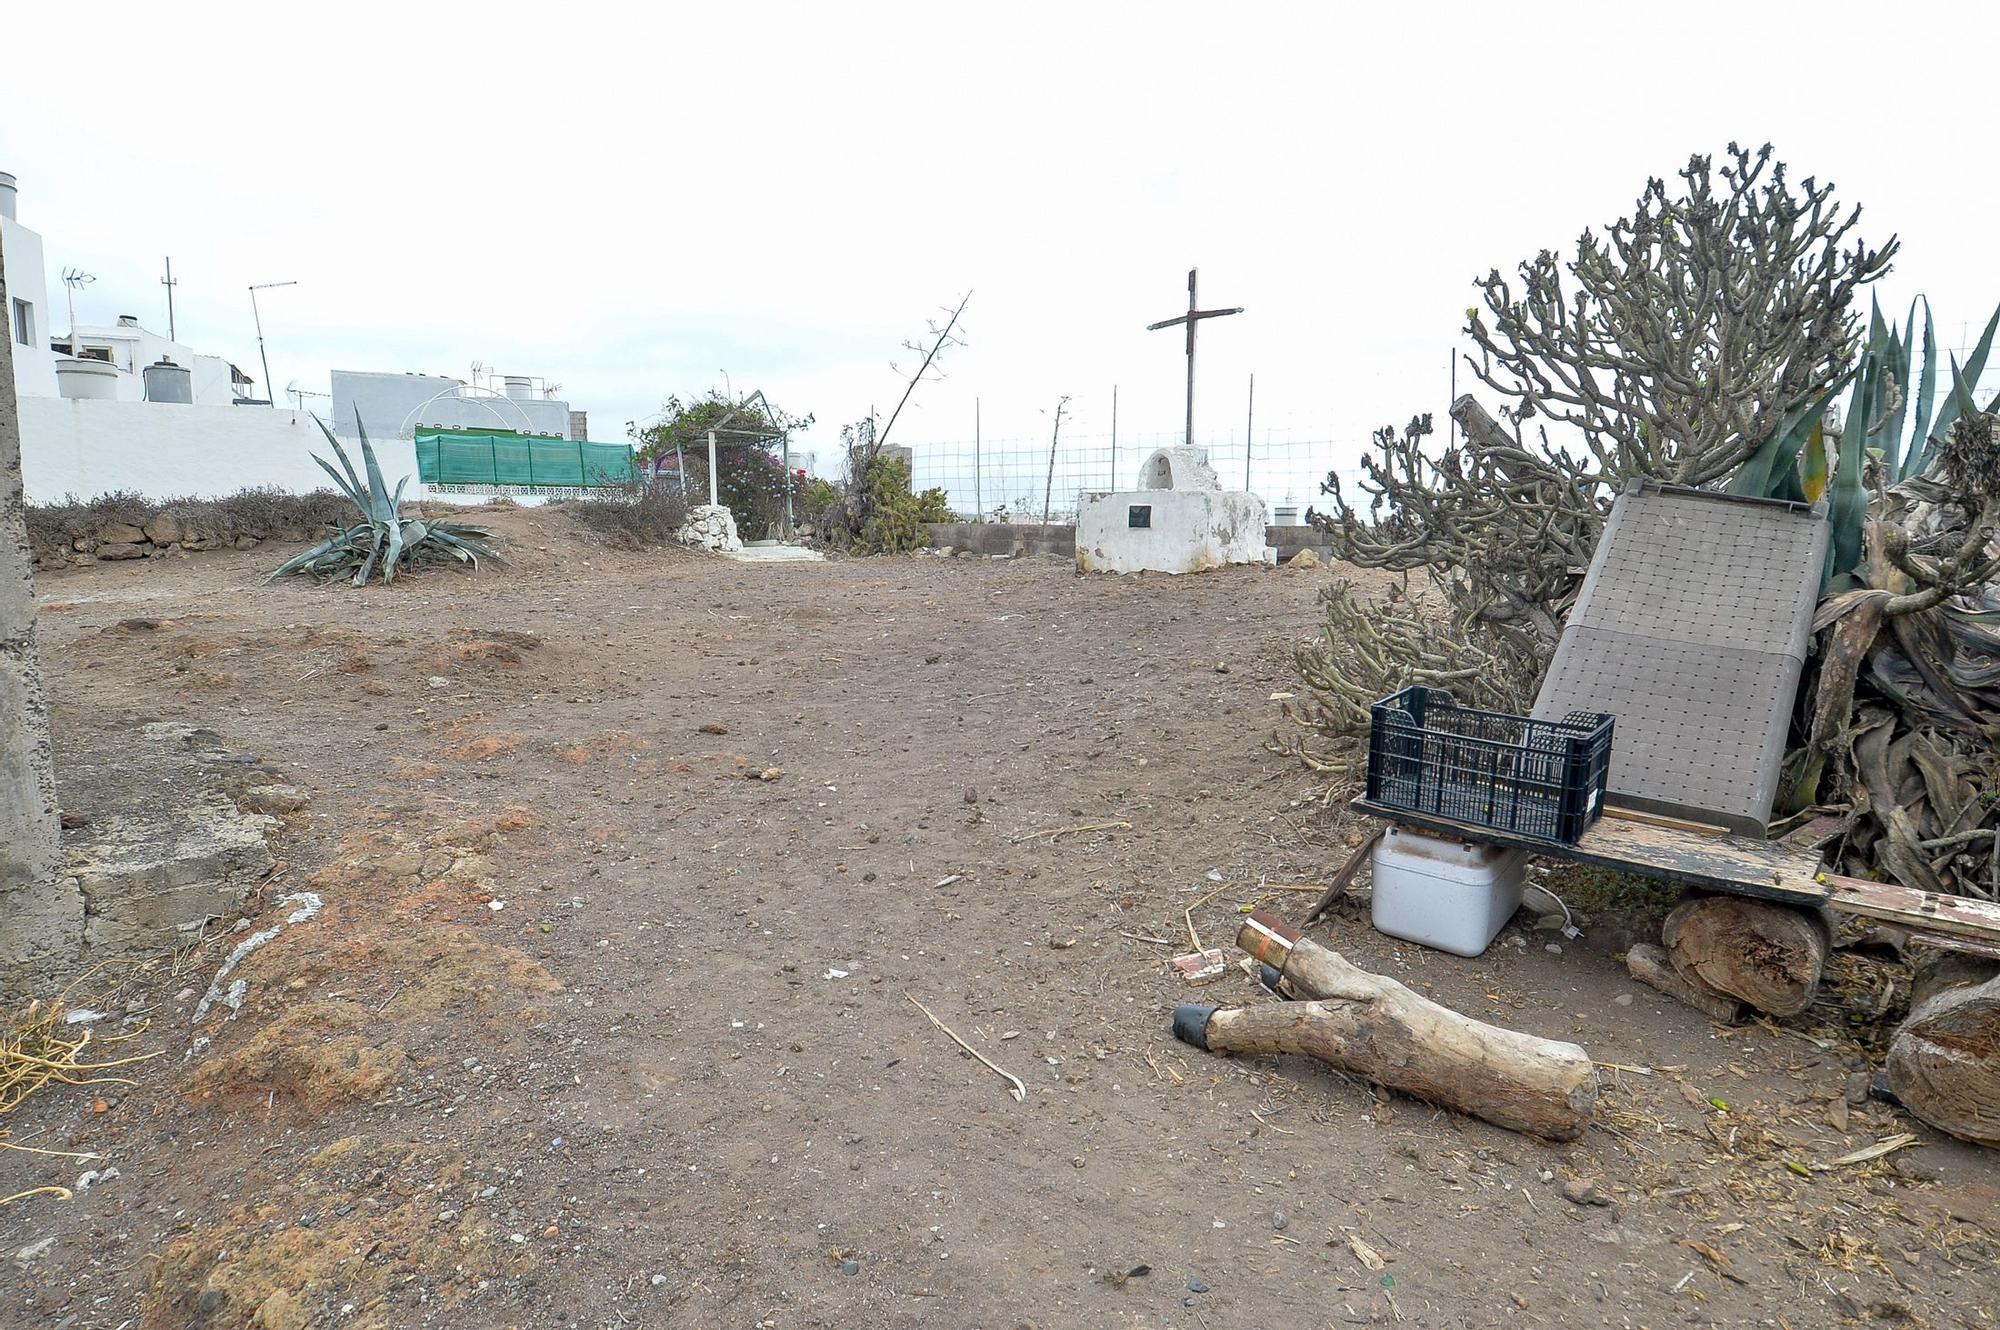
[1147,267,1243,449]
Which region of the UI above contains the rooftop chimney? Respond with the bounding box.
[0,172,16,223]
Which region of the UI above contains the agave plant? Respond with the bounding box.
[266,414,497,586]
[1733,297,2000,589]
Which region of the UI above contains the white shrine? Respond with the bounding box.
[1074,446,1274,574]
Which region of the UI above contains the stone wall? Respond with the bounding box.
[32,511,303,572]
[925,521,1340,565]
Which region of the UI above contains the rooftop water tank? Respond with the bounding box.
[0,172,17,222]
[503,375,535,402]
[56,357,120,401]
[144,357,193,404]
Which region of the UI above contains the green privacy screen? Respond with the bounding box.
[414,429,636,488]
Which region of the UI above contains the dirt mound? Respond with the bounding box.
[141,1137,535,1330]
[192,1000,406,1105]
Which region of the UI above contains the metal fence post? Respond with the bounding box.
[1244,372,1254,492]
[974,397,982,523]
[1110,384,1118,490]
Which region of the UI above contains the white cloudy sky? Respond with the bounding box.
[3,0,1996,485]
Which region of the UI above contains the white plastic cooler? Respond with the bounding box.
[1370,826,1526,957]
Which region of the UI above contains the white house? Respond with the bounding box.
[52,316,250,406]
[330,369,581,442]
[2,168,600,506]
[1,172,59,400]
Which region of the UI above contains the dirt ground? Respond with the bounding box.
[4,506,1998,1330]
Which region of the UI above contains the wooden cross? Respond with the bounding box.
[1147,267,1243,449]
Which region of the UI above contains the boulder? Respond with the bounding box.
[144,513,185,545]
[99,522,147,544]
[1286,549,1321,569]
[233,535,261,550]
[95,543,148,561]
[72,536,96,552]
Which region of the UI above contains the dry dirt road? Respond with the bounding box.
[4,507,1997,1330]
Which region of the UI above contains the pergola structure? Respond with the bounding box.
[652,390,798,539]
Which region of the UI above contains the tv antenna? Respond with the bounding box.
[161,257,178,341]
[60,268,95,351]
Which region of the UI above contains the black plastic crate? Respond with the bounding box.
[1364,687,1614,845]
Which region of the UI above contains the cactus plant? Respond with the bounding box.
[266,415,497,586]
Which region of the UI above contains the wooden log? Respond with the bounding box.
[1625,942,1741,1023]
[1886,950,2000,1148]
[1191,911,1596,1140]
[1662,893,1831,1016]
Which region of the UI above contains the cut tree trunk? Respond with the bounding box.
[1662,893,1831,1016]
[1625,942,1741,1022]
[1183,911,1596,1140]
[1887,950,2000,1148]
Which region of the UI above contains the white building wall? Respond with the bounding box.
[60,325,239,405]
[191,355,237,406]
[1,214,59,399]
[330,369,573,441]
[1074,488,1274,574]
[18,397,433,504]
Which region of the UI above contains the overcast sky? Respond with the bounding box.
[4,1,1996,486]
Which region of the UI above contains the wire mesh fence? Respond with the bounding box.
[904,431,1369,523]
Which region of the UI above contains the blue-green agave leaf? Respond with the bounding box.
[1928,303,2000,455]
[1904,298,1939,481]
[1729,373,1853,498]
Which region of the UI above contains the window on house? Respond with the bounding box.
[78,345,113,363]
[9,298,28,347]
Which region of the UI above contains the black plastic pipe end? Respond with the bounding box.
[1172,1004,1219,1049]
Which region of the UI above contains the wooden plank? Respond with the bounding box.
[1906,931,2000,962]
[1826,875,2000,949]
[1602,806,1731,837]
[1304,827,1383,925]
[1351,797,1829,905]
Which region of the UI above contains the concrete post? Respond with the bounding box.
[707,430,719,508]
[0,224,78,993]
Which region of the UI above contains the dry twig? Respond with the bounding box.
[1013,820,1131,844]
[906,994,1026,1102]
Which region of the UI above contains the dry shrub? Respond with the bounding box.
[559,482,691,548]
[24,491,152,559]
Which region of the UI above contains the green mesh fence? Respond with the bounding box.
[414,430,636,489]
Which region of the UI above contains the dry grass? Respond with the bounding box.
[2,967,161,1207]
